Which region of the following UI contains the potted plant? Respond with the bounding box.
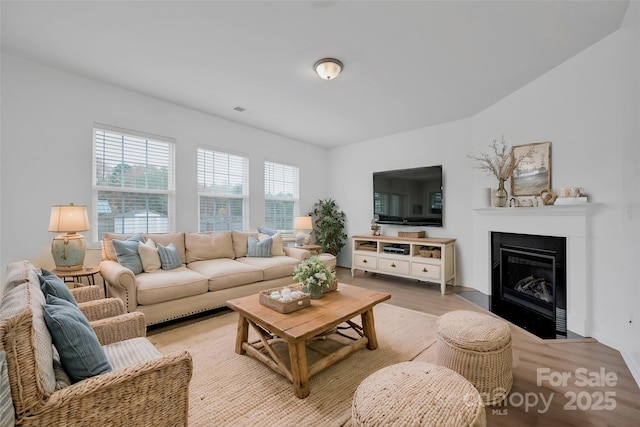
[293,256,335,298]
[311,198,347,256]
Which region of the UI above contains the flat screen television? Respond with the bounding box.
[373,165,443,227]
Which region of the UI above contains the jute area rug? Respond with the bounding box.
[149,303,439,427]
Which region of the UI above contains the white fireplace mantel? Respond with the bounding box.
[472,204,598,337]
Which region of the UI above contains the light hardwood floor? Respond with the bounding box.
[149,267,640,426]
[337,267,640,427]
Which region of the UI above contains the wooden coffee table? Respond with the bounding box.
[226,283,391,398]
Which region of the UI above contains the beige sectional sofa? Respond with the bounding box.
[100,231,312,325]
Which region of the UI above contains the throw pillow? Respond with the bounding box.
[257,226,278,236]
[157,243,182,270]
[247,236,272,257]
[39,268,77,306]
[43,294,111,383]
[259,232,285,256]
[112,235,145,274]
[138,239,161,273]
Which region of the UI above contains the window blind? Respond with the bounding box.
[264,161,299,232]
[92,126,175,240]
[197,147,249,231]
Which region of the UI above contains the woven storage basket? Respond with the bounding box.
[398,231,426,238]
[259,286,310,313]
[437,310,513,406]
[352,361,486,427]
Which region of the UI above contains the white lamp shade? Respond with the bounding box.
[293,216,313,230]
[49,205,90,233]
[314,58,343,80]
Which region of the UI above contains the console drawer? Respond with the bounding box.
[378,258,410,275]
[411,261,441,281]
[354,254,377,270]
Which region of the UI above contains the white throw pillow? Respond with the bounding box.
[259,232,285,256]
[138,239,161,273]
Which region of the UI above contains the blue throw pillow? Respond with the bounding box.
[112,235,145,274]
[157,243,182,270]
[247,236,272,257]
[43,294,111,383]
[257,226,278,236]
[39,268,77,306]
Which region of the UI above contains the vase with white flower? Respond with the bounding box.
[468,136,533,207]
[293,256,335,299]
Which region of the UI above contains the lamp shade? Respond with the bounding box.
[314,58,343,80]
[293,216,313,230]
[49,204,90,233]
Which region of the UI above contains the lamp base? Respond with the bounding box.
[295,232,306,246]
[51,233,86,271]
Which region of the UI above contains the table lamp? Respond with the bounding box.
[48,204,90,271]
[293,216,313,246]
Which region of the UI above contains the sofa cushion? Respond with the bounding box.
[231,231,258,258]
[4,260,40,293]
[158,243,182,270]
[136,267,208,305]
[0,281,56,393]
[236,255,300,281]
[39,268,77,306]
[144,233,186,264]
[103,337,161,371]
[138,239,161,273]
[0,351,15,427]
[112,235,145,274]
[247,236,272,257]
[102,233,135,262]
[188,259,263,291]
[185,232,235,263]
[43,294,112,383]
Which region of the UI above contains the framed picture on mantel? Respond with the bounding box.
[511,141,551,196]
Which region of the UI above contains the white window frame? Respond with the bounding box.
[264,160,299,233]
[197,146,249,232]
[92,124,175,241]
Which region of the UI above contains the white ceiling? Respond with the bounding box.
[1,1,630,148]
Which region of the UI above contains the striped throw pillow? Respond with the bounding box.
[247,236,272,258]
[157,243,182,270]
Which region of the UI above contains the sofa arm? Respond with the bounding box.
[78,298,126,322]
[70,285,105,303]
[99,260,138,313]
[92,312,147,346]
[283,246,311,261]
[26,350,192,427]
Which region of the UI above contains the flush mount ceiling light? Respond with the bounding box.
[314,58,343,80]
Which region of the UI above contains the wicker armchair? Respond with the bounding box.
[1,282,193,427]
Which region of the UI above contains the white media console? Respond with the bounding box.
[351,235,457,294]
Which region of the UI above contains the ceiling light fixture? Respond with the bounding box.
[314,58,343,80]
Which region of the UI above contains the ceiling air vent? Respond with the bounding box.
[233,106,246,112]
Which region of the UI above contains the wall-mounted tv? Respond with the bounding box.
[373,165,443,227]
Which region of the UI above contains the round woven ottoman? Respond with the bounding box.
[352,361,486,427]
[437,310,512,405]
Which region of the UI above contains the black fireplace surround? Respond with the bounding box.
[491,232,567,339]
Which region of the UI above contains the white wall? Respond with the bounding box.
[328,12,640,363]
[0,53,327,273]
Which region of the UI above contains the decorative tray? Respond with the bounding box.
[259,286,310,313]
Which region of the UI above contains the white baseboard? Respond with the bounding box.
[621,349,640,389]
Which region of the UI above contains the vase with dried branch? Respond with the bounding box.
[469,137,533,207]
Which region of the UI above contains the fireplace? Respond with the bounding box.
[491,232,566,339]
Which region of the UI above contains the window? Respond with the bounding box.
[197,147,249,231]
[92,125,175,240]
[264,161,299,232]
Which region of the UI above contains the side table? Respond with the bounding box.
[52,265,101,291]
